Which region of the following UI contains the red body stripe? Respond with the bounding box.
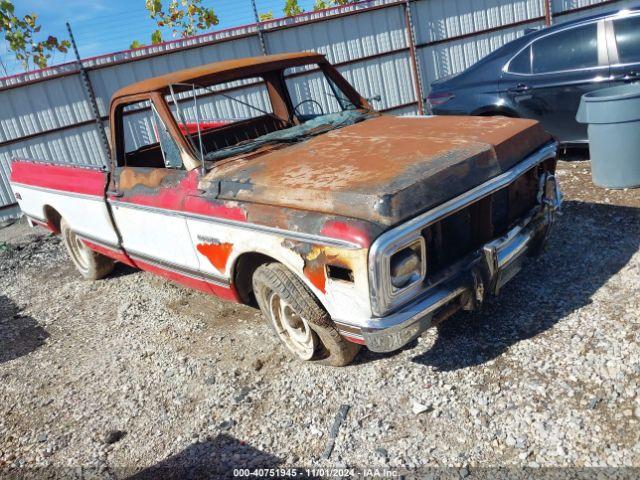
[135,258,240,301]
[342,334,365,345]
[183,195,247,222]
[11,161,105,196]
[29,218,57,233]
[81,240,136,267]
[320,220,370,248]
[81,239,239,302]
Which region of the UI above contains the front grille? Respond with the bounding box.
[423,163,546,278]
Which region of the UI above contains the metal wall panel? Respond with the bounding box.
[412,0,544,44]
[552,0,635,17]
[264,5,408,63]
[0,74,91,143]
[89,36,264,117]
[418,22,544,85]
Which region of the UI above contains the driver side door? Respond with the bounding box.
[108,96,201,276]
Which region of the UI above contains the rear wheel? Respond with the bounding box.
[252,263,361,366]
[60,219,114,280]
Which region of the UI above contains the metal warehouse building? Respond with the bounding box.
[0,0,633,221]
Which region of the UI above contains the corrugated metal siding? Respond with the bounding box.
[0,204,21,222]
[0,0,631,214]
[265,5,407,61]
[413,0,544,44]
[0,74,91,144]
[419,22,544,84]
[90,37,264,117]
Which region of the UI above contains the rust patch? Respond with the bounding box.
[303,248,328,294]
[207,115,552,225]
[297,244,365,294]
[196,242,233,273]
[118,167,174,190]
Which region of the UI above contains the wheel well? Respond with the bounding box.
[233,252,278,306]
[43,205,62,233]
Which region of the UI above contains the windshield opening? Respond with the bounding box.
[164,63,371,163]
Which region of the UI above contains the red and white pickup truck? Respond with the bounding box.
[10,52,562,366]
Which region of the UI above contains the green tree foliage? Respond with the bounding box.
[259,11,274,21]
[129,40,145,49]
[283,0,304,17]
[0,0,70,70]
[313,0,358,11]
[144,0,219,44]
[313,0,330,10]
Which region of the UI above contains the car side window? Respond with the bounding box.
[508,46,532,74]
[531,23,599,74]
[613,16,640,64]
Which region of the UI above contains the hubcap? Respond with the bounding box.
[268,292,317,360]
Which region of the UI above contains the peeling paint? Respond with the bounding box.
[303,248,328,293]
[196,242,233,273]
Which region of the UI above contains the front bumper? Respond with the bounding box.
[359,176,562,353]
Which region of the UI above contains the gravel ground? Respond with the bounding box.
[0,160,639,478]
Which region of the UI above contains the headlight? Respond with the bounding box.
[389,239,425,290]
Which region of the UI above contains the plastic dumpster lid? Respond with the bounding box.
[577,84,640,124]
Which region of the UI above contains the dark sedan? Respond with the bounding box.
[427,7,640,147]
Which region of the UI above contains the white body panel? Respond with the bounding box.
[10,183,118,245]
[11,177,374,328]
[109,202,200,271]
[185,216,373,324]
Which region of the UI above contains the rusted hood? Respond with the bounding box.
[207,115,552,226]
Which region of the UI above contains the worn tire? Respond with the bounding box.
[60,219,114,280]
[252,263,361,367]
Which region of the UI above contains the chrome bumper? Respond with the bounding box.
[360,175,562,353]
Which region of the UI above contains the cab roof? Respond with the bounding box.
[111,51,325,102]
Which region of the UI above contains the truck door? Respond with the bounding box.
[107,97,201,275]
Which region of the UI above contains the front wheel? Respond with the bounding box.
[252,263,361,366]
[60,219,114,280]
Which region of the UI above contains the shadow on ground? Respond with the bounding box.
[125,434,303,480]
[0,295,48,364]
[408,200,640,371]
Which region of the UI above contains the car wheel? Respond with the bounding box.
[252,262,361,366]
[60,219,114,280]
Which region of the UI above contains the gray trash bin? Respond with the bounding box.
[576,84,640,189]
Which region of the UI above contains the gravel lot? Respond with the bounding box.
[1,160,639,478]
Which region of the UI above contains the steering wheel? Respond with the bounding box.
[293,99,325,117]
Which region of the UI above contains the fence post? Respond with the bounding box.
[250,0,269,55]
[544,0,553,26]
[404,0,426,115]
[66,22,112,167]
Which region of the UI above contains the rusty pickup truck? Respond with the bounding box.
[10,52,562,366]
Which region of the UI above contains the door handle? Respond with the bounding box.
[508,83,531,94]
[106,190,124,198]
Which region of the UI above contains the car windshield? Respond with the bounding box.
[164,64,372,163]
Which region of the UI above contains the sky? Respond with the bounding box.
[0,0,321,76]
